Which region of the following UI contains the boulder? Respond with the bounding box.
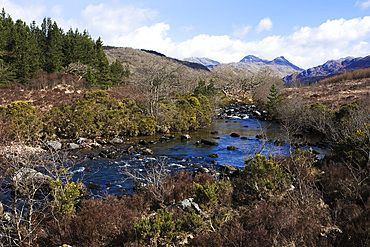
[230,133,240,138]
[45,141,62,150]
[142,148,154,155]
[220,164,239,176]
[177,198,203,215]
[76,137,88,144]
[138,140,149,146]
[66,143,80,150]
[200,139,218,146]
[227,146,236,150]
[88,182,102,190]
[181,134,191,142]
[198,167,210,173]
[207,153,219,158]
[110,137,124,144]
[12,167,52,197]
[159,136,171,143]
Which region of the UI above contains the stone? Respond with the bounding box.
[207,153,218,158]
[142,148,154,155]
[66,143,80,150]
[110,137,124,144]
[181,134,191,141]
[12,167,52,197]
[220,164,239,176]
[88,182,102,190]
[76,137,88,144]
[200,139,218,146]
[198,167,210,173]
[230,133,240,138]
[139,140,149,146]
[45,140,62,150]
[227,146,236,150]
[177,198,203,215]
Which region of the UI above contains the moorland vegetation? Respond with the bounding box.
[0,10,369,247]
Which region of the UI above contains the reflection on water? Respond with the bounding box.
[72,118,328,196]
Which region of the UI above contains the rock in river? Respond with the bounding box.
[200,139,218,146]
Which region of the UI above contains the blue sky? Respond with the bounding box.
[2,0,370,69]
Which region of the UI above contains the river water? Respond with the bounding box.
[72,116,329,196]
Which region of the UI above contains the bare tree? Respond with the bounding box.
[0,137,82,246]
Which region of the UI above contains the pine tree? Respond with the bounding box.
[42,18,64,73]
[94,37,112,88]
[266,83,282,119]
[110,59,130,85]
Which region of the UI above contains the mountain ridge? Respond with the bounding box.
[283,56,370,84]
[184,55,303,78]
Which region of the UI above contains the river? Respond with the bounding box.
[71,116,329,196]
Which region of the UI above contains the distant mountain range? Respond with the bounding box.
[184,55,304,78]
[185,55,370,83]
[283,55,370,85]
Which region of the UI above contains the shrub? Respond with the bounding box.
[240,154,291,200]
[44,91,157,138]
[49,178,82,215]
[0,101,43,142]
[134,208,177,245]
[193,180,231,211]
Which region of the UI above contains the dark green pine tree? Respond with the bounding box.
[93,37,112,89]
[41,18,64,73]
[266,83,282,119]
[0,54,16,85]
[110,59,130,86]
[29,20,43,75]
[84,65,97,86]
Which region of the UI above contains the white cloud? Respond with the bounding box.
[3,1,370,69]
[256,17,273,33]
[79,3,158,43]
[0,0,45,24]
[168,16,370,69]
[232,25,251,39]
[356,0,370,9]
[179,25,194,33]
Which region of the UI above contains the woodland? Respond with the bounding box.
[0,10,369,247]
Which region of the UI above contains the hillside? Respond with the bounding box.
[283,55,370,85]
[283,76,370,109]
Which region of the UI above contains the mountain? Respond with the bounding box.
[283,56,370,85]
[269,56,303,71]
[226,55,303,78]
[239,55,268,63]
[141,50,210,71]
[184,55,303,78]
[183,57,220,69]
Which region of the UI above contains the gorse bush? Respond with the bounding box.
[50,179,82,215]
[156,92,211,132]
[0,101,42,142]
[44,90,156,138]
[193,180,231,211]
[241,154,291,200]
